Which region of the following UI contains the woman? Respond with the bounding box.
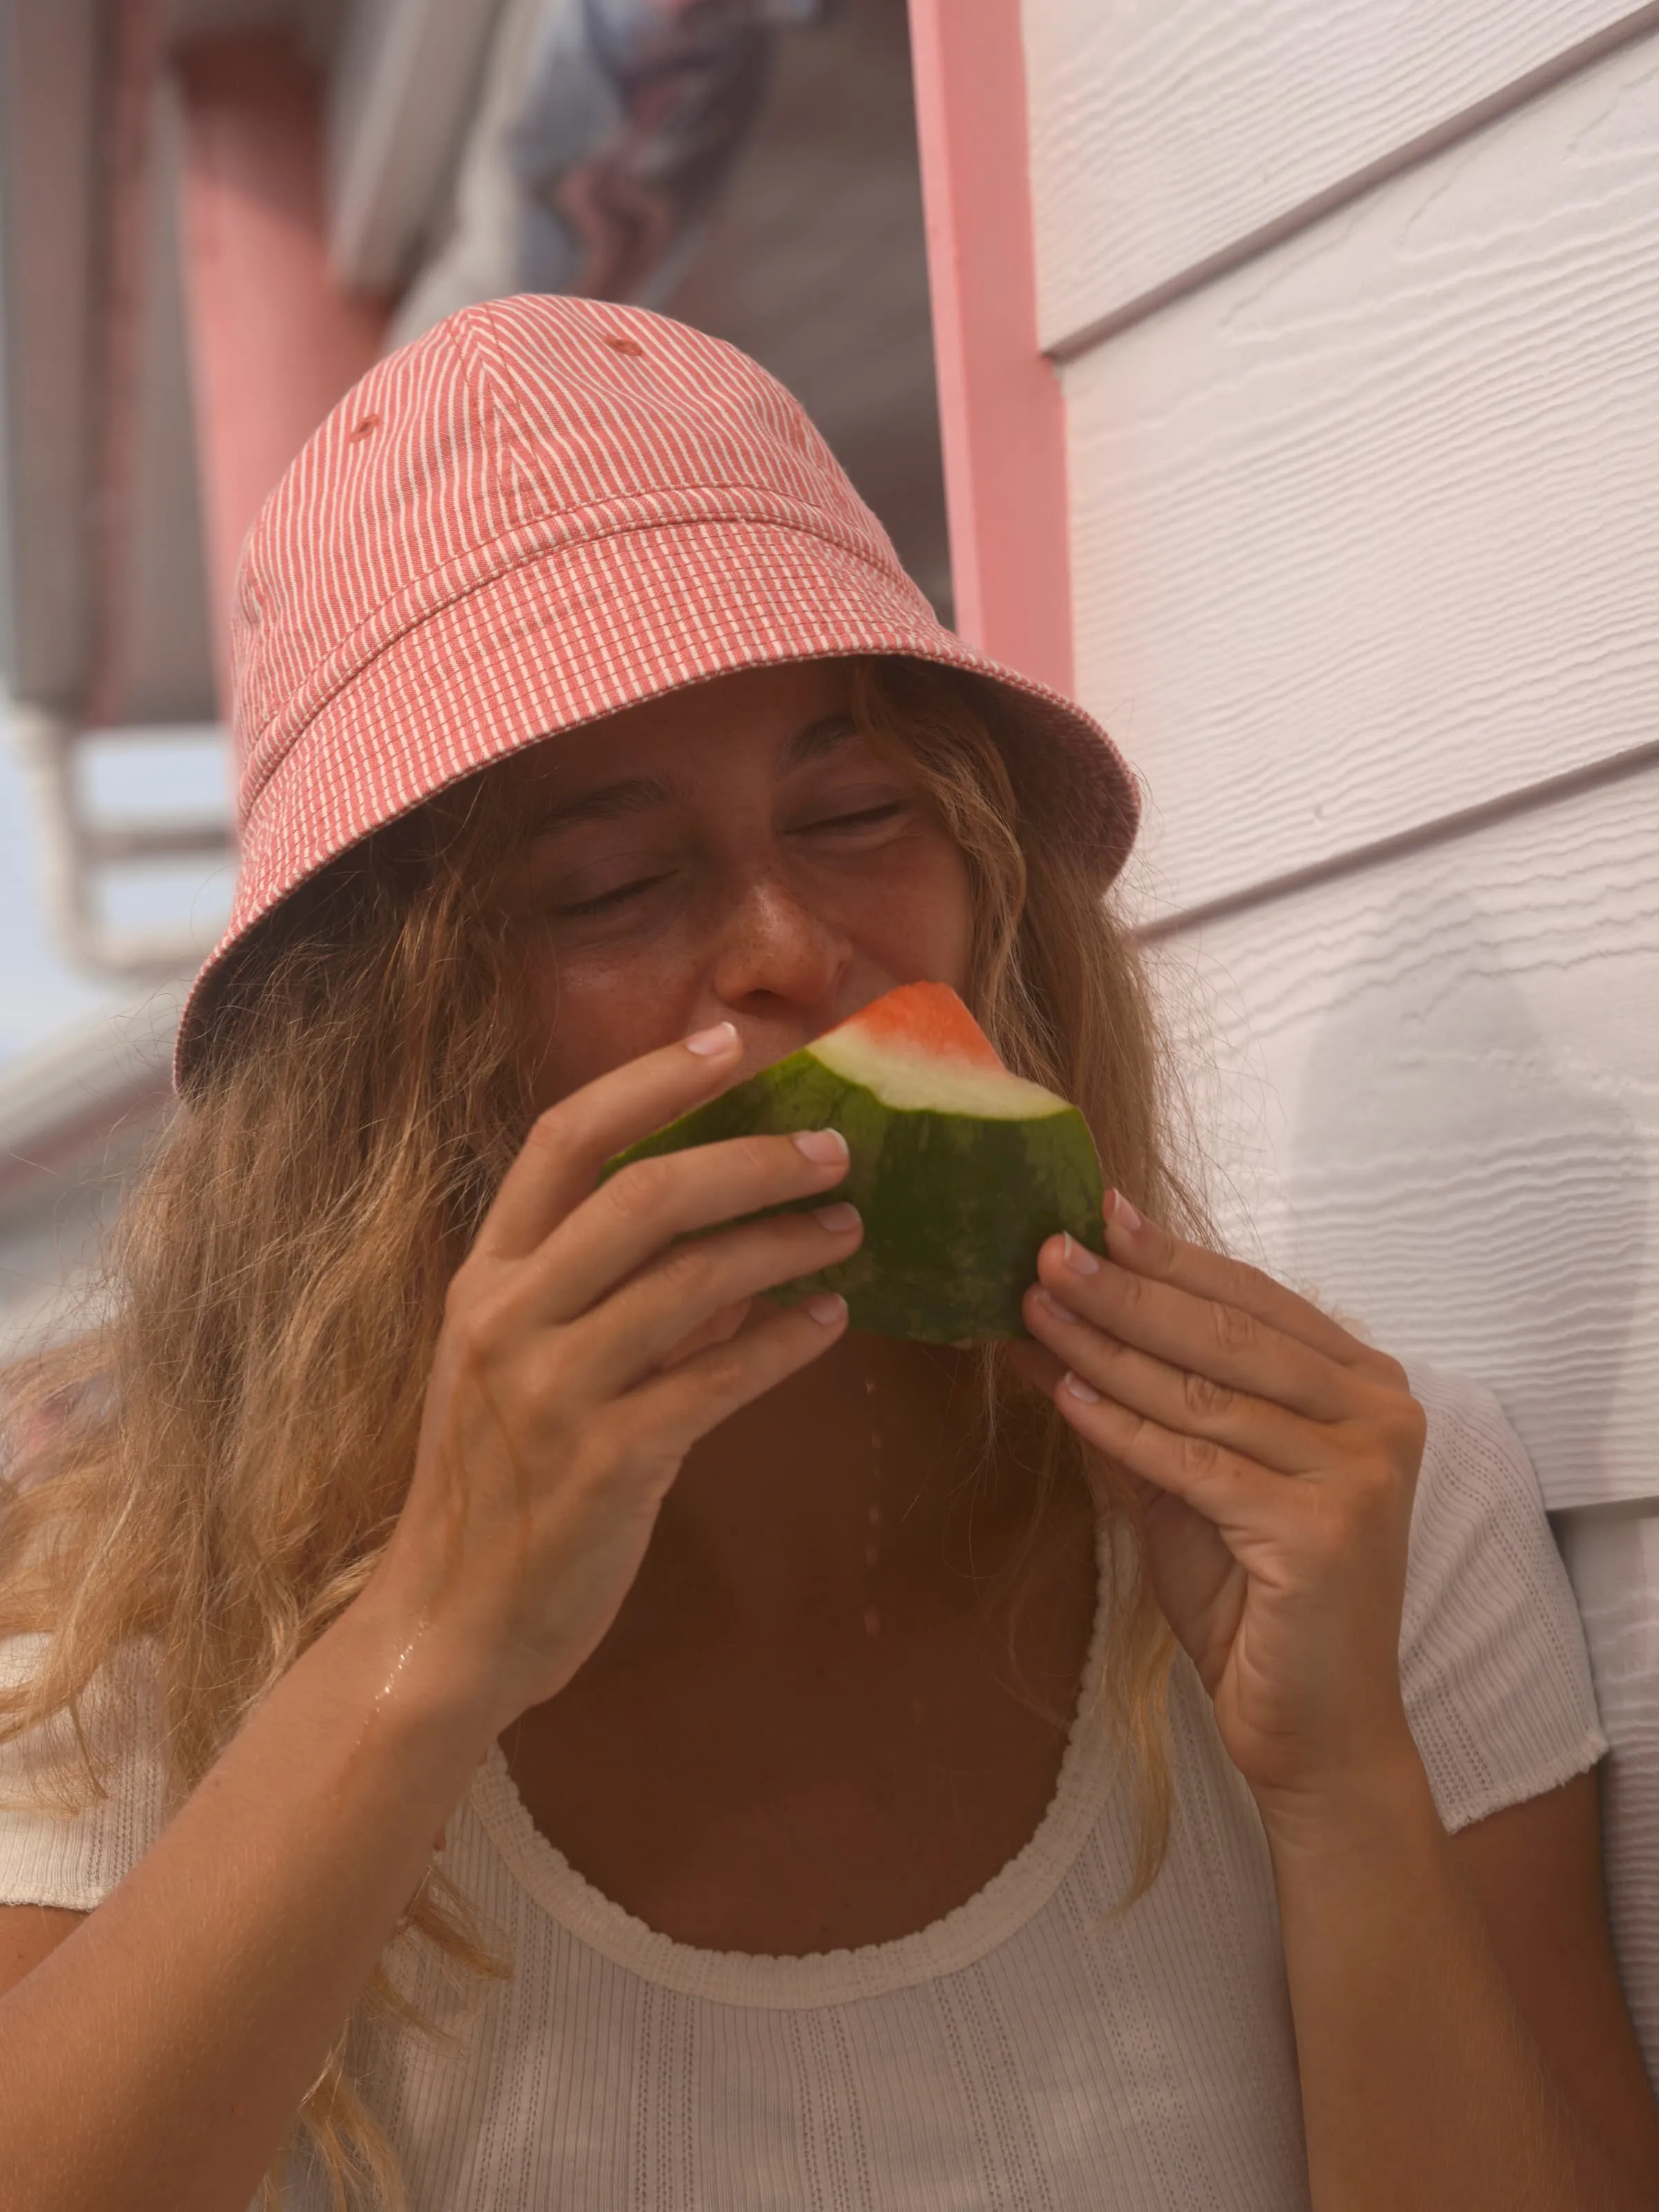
[0,295,1653,2212]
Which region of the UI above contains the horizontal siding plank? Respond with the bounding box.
[1555,1506,1659,2083]
[1065,38,1659,924]
[1152,762,1659,1510]
[1024,0,1642,347]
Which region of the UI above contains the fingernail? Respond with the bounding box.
[1062,1370,1102,1403]
[1038,1286,1080,1324]
[793,1127,849,1165]
[685,1021,739,1057]
[805,1292,847,1325]
[1061,1232,1100,1275]
[813,1202,861,1233]
[1106,1190,1143,1233]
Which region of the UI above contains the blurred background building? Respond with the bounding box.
[0,0,946,1353]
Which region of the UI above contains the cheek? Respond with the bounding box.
[864,830,975,985]
[514,935,701,1114]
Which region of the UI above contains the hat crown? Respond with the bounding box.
[232,294,902,818]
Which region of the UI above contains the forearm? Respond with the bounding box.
[1266,1752,1647,2212]
[0,1590,497,2212]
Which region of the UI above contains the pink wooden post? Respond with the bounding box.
[176,35,389,706]
[907,0,1073,696]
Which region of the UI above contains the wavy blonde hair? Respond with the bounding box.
[0,656,1203,2209]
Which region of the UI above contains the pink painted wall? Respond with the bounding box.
[176,34,388,705]
[906,0,1072,696]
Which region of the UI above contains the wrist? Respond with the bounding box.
[1253,1729,1441,1870]
[337,1571,514,1753]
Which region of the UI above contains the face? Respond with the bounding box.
[494,662,977,1107]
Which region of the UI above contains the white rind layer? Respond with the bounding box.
[810,1026,1069,1118]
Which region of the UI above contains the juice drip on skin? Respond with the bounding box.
[863,1371,882,1641]
[366,1640,457,1855]
[345,1625,481,1857]
[330,1622,443,1863]
[339,1624,429,1779]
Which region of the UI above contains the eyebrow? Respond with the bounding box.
[527,712,859,837]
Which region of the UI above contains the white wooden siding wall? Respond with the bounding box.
[1022,0,1659,2079]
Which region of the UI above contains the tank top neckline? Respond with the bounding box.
[465,1529,1121,2009]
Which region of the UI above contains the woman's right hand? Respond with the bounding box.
[365,1020,861,1734]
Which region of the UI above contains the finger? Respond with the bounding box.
[619,1288,850,1459]
[474,1022,744,1262]
[564,1203,863,1396]
[1045,1363,1301,1535]
[1006,1335,1065,1396]
[1004,1339,1161,1517]
[523,1130,854,1326]
[657,1296,753,1372]
[1035,1230,1355,1424]
[1101,1193,1377,1369]
[1023,1283,1330,1478]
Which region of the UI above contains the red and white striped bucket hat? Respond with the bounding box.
[176,293,1139,1083]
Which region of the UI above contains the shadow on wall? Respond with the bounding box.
[1555,1502,1659,2086]
[1282,885,1648,1503]
[1280,881,1659,2086]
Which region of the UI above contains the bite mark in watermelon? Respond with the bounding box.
[601,982,1105,1344]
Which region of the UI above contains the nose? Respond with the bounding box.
[705,864,851,1020]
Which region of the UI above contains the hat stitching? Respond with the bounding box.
[248,515,935,817]
[464,298,803,536]
[236,498,917,823]
[453,304,537,538]
[238,525,960,867]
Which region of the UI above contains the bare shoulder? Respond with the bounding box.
[0,1902,86,1999]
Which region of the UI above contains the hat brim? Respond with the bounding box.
[176,517,1138,1086]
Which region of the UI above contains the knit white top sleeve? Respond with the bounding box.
[1398,1367,1606,1832]
[0,1362,1608,2212]
[0,1632,171,1906]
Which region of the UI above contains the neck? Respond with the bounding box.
[635,1331,1044,1648]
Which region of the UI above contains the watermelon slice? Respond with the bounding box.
[602,982,1104,1343]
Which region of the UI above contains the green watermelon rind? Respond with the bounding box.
[600,1042,1105,1344]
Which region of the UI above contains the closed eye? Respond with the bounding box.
[554,805,907,914]
[556,872,674,916]
[799,803,906,834]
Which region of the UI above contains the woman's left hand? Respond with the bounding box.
[1011,1192,1429,1825]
